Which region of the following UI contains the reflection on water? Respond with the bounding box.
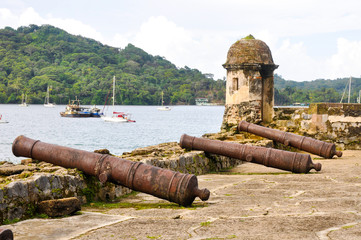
[0,104,224,163]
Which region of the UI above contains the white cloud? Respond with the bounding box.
[108,33,131,49]
[18,7,43,26]
[273,39,323,81]
[133,16,195,63]
[111,16,231,79]
[326,38,361,79]
[273,37,361,81]
[0,8,19,27]
[48,18,104,42]
[0,7,104,42]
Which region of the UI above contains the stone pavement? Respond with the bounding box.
[6,150,361,240]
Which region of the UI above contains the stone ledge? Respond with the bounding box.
[1,141,249,224]
[0,161,131,224]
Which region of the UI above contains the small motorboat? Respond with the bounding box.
[102,111,135,123]
[60,98,91,118]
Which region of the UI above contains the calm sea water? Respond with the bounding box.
[0,104,224,164]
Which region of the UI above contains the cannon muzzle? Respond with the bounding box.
[180,134,321,173]
[0,228,13,240]
[12,135,210,206]
[238,121,342,159]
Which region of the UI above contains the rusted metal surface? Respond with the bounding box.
[12,135,210,206]
[180,134,321,173]
[238,121,342,159]
[0,228,13,240]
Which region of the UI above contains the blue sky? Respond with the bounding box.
[1,0,361,82]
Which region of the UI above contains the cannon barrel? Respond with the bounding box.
[238,121,342,159]
[0,228,13,240]
[180,134,321,173]
[12,135,210,207]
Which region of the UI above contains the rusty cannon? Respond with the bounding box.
[0,228,13,240]
[180,134,321,173]
[12,135,210,207]
[237,121,342,159]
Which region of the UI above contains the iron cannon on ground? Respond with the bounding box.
[238,121,342,159]
[12,135,210,207]
[0,228,13,240]
[179,134,321,173]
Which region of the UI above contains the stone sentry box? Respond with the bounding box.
[222,35,278,129]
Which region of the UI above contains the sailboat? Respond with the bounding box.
[0,114,9,124]
[44,85,55,107]
[19,93,28,107]
[340,76,354,103]
[157,91,171,111]
[101,76,135,123]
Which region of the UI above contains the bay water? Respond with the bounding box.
[0,104,224,164]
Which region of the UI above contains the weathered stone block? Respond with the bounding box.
[37,197,81,217]
[6,181,28,199]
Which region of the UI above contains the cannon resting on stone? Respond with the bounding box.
[12,135,210,207]
[238,121,342,159]
[0,228,13,240]
[180,134,321,173]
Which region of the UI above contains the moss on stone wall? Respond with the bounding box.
[243,34,255,40]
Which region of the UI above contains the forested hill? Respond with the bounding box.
[274,75,361,105]
[0,24,225,105]
[0,24,359,106]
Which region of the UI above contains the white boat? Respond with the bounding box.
[44,85,55,107]
[102,111,135,122]
[19,93,28,107]
[0,114,9,124]
[157,91,171,111]
[101,76,135,123]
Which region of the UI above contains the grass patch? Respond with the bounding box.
[147,235,161,239]
[85,200,208,210]
[342,225,355,229]
[84,190,208,210]
[2,218,20,225]
[201,221,212,227]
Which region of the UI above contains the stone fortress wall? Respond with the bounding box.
[221,35,361,150]
[271,103,361,150]
[2,35,361,225]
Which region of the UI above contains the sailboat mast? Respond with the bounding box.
[348,76,351,103]
[46,86,50,104]
[161,91,164,106]
[112,76,115,107]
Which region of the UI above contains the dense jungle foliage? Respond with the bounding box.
[274,74,361,105]
[0,24,359,106]
[0,24,225,105]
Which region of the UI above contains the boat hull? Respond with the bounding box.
[60,112,92,118]
[157,107,171,111]
[44,103,55,108]
[102,116,128,122]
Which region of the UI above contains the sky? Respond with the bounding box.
[1,0,361,82]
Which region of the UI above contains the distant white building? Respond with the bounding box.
[195,98,217,106]
[195,98,208,105]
